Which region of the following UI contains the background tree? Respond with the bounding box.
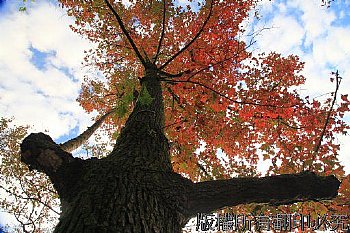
[1,113,114,232]
[1,0,349,232]
[0,118,59,232]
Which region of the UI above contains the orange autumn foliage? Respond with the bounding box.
[58,0,350,217]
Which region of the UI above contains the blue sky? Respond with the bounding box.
[0,0,350,230]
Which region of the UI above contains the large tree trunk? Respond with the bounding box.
[21,69,191,232]
[20,68,341,233]
[53,69,191,232]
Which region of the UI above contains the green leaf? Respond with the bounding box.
[112,131,119,139]
[115,101,128,118]
[123,91,134,103]
[138,85,154,106]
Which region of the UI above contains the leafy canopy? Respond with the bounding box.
[59,0,349,180]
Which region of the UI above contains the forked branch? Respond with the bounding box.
[104,0,147,67]
[185,40,256,81]
[159,0,214,69]
[161,39,255,82]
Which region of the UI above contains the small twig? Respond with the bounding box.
[180,39,256,82]
[158,69,192,78]
[162,79,293,109]
[279,119,305,130]
[0,184,60,215]
[246,26,275,38]
[163,118,187,129]
[166,86,181,106]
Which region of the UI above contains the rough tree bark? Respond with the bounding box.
[20,65,341,233]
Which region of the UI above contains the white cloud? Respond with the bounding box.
[338,133,350,174]
[287,0,336,46]
[254,14,305,55]
[255,0,274,15]
[0,0,349,230]
[0,1,94,139]
[300,26,350,97]
[0,211,17,228]
[313,27,350,65]
[27,3,90,69]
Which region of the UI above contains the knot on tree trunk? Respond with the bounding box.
[20,133,75,174]
[20,133,86,199]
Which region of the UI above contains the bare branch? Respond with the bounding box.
[313,71,341,154]
[104,0,147,67]
[196,162,214,180]
[0,184,60,215]
[159,0,214,69]
[154,0,167,63]
[60,109,114,153]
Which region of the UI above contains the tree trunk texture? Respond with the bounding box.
[20,69,341,233]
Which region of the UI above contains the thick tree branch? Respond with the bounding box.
[104,0,147,67]
[21,133,75,175]
[186,171,340,217]
[60,109,114,152]
[20,133,85,198]
[154,0,166,63]
[159,0,214,69]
